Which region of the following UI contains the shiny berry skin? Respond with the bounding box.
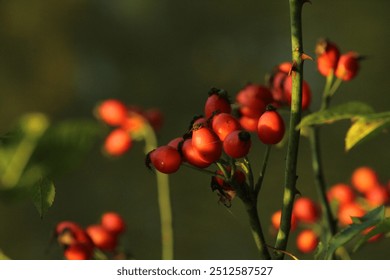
[351,166,379,194]
[96,99,128,126]
[104,128,132,156]
[296,229,319,254]
[86,224,117,252]
[180,139,212,168]
[148,145,182,174]
[283,76,312,111]
[192,126,222,163]
[257,108,285,145]
[293,197,320,224]
[327,183,355,205]
[64,244,92,260]
[271,209,297,231]
[236,84,273,118]
[338,202,366,226]
[204,88,231,118]
[335,52,360,81]
[315,39,340,77]
[101,212,126,235]
[223,130,251,158]
[211,113,241,141]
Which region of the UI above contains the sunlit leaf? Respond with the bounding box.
[297,102,374,129]
[345,112,390,151]
[31,178,55,219]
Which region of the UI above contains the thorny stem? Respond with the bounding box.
[143,122,174,260]
[274,0,306,259]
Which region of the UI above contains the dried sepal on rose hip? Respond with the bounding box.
[315,38,340,77]
[204,88,232,118]
[223,130,251,159]
[146,145,182,174]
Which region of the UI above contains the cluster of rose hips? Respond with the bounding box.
[144,86,288,204]
[94,99,163,156]
[55,211,126,260]
[328,166,389,240]
[146,86,286,175]
[270,166,389,255]
[271,196,321,254]
[315,38,361,81]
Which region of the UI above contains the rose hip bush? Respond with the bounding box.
[0,1,389,260]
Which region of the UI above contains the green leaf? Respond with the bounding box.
[297,101,374,129]
[323,206,385,260]
[345,112,390,151]
[0,249,11,260]
[31,178,55,219]
[353,217,390,252]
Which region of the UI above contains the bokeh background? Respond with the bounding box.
[0,0,389,260]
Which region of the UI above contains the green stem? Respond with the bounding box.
[244,201,271,259]
[309,127,336,236]
[254,145,272,197]
[274,0,306,259]
[143,122,174,260]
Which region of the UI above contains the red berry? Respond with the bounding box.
[180,139,213,168]
[86,225,117,252]
[238,115,259,132]
[283,76,312,111]
[55,221,93,251]
[315,39,340,77]
[204,88,231,118]
[223,130,251,158]
[96,99,128,126]
[104,128,132,156]
[271,209,297,231]
[293,197,320,224]
[236,84,273,118]
[148,145,182,174]
[211,113,241,141]
[167,137,183,150]
[296,229,319,254]
[365,186,389,207]
[101,212,126,235]
[335,52,360,81]
[257,108,285,145]
[338,202,366,226]
[351,166,379,194]
[192,126,222,163]
[214,168,246,188]
[64,244,92,260]
[363,226,383,243]
[327,183,355,205]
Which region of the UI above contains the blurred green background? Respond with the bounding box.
[0,0,389,260]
